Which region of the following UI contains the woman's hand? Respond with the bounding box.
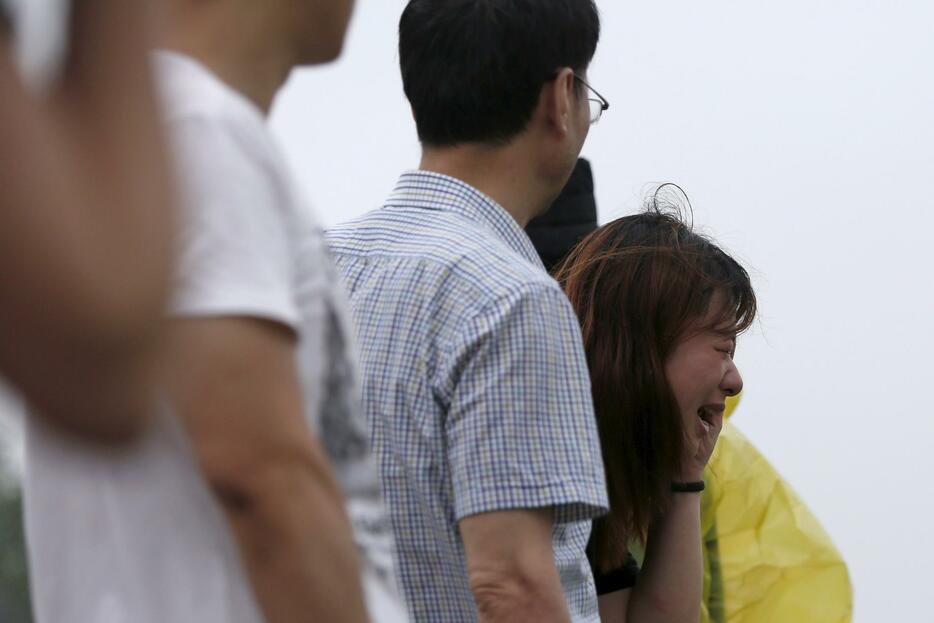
[679,406,724,482]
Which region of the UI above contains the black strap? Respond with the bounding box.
[593,553,640,595]
[671,480,706,493]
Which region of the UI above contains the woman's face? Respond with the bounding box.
[664,305,744,468]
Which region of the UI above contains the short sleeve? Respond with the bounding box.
[168,114,300,329]
[439,284,608,524]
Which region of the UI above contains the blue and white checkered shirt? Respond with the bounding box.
[326,171,608,622]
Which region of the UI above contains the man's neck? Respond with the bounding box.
[419,144,557,228]
[159,8,294,115]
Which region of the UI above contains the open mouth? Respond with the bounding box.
[697,406,717,426]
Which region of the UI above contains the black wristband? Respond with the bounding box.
[671,480,705,493]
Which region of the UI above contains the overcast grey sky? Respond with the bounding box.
[5,1,933,621]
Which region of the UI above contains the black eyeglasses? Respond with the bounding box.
[574,74,609,125]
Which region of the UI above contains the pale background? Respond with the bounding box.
[5,1,934,622]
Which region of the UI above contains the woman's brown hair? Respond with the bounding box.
[554,188,756,571]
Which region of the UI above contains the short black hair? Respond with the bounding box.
[399,0,600,147]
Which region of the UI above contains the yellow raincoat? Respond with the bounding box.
[699,398,853,622]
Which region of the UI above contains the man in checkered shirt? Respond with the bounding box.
[327,1,609,621]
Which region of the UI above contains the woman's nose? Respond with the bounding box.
[722,361,744,397]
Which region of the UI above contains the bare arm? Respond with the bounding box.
[629,492,703,621]
[596,493,703,623]
[166,317,369,623]
[0,0,174,441]
[599,407,723,622]
[460,508,571,623]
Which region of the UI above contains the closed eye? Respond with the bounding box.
[713,331,737,358]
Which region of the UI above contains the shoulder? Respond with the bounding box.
[156,52,279,176]
[160,103,292,228]
[448,281,584,371]
[327,208,560,304]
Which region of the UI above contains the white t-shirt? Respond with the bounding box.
[23,51,405,623]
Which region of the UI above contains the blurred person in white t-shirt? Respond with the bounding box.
[23,1,407,622]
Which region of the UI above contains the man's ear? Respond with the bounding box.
[539,67,577,138]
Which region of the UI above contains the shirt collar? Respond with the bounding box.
[385,170,545,268]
